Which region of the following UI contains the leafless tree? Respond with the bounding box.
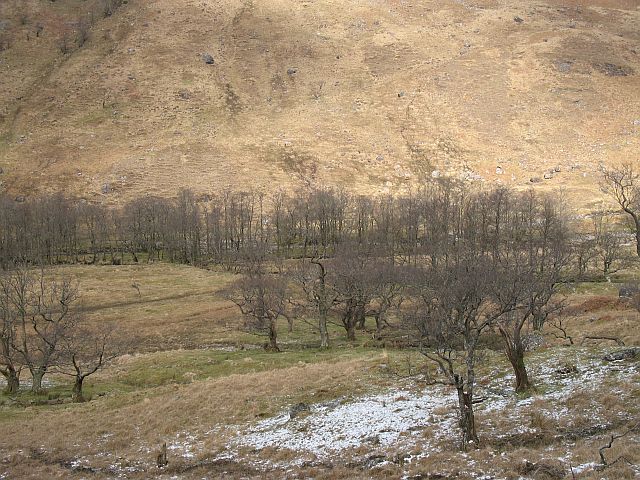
[0,276,21,394]
[289,258,339,348]
[408,257,501,450]
[225,272,288,352]
[76,17,90,47]
[57,323,115,402]
[572,234,598,280]
[493,192,570,392]
[592,212,629,277]
[602,162,640,258]
[4,269,79,392]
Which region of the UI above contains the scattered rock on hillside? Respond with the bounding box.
[543,172,553,180]
[514,16,524,24]
[101,183,111,194]
[14,195,25,203]
[519,460,565,479]
[289,402,310,420]
[594,63,633,77]
[530,176,542,183]
[523,332,546,352]
[202,53,214,65]
[287,68,297,76]
[603,347,640,362]
[496,166,504,175]
[555,363,578,375]
[555,60,573,73]
[619,284,639,298]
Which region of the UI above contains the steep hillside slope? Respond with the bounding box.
[0,0,638,206]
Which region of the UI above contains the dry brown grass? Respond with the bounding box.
[58,263,243,351]
[1,262,639,478]
[0,0,638,209]
[0,357,385,479]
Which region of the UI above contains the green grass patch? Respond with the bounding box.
[115,346,379,389]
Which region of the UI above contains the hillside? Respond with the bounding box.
[0,0,639,206]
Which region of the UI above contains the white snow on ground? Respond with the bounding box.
[231,347,639,475]
[235,387,458,458]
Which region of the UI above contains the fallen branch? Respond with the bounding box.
[597,422,639,470]
[581,335,625,346]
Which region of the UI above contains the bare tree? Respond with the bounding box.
[592,213,628,277]
[602,163,640,258]
[225,272,288,352]
[76,17,91,47]
[6,269,79,392]
[57,323,115,402]
[408,257,500,450]
[0,276,21,394]
[494,192,570,392]
[289,258,339,348]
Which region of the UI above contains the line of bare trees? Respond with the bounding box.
[2,165,636,273]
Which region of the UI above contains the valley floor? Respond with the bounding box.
[0,264,638,479]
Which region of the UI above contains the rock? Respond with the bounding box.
[555,363,578,375]
[365,435,381,446]
[101,183,111,194]
[14,195,25,203]
[619,284,639,298]
[530,176,542,183]
[543,172,553,180]
[202,53,214,65]
[431,170,441,179]
[289,402,310,420]
[376,154,384,161]
[364,454,386,468]
[398,91,405,98]
[514,16,524,24]
[603,347,640,362]
[496,166,504,175]
[178,90,191,100]
[594,63,633,77]
[287,68,297,76]
[519,460,565,479]
[555,60,572,73]
[554,166,561,172]
[522,332,546,352]
[633,119,640,126]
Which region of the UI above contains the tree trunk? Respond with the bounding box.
[507,346,531,393]
[319,312,329,348]
[455,376,479,450]
[499,325,532,393]
[375,314,383,340]
[31,367,46,393]
[355,305,366,330]
[1,366,19,394]
[346,320,356,341]
[72,376,85,402]
[266,319,279,352]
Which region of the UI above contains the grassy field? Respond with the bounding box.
[0,262,638,478]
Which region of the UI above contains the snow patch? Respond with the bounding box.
[235,388,458,458]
